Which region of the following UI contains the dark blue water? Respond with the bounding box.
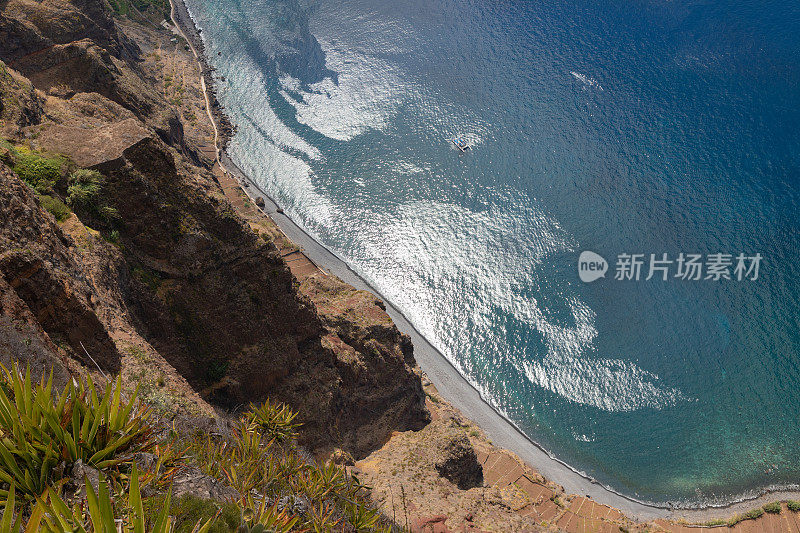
[184,0,800,505]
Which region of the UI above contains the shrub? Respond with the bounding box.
[38,194,71,222]
[0,364,155,505]
[144,494,240,533]
[745,508,765,519]
[104,229,121,246]
[247,400,301,443]
[787,500,800,512]
[763,501,782,514]
[67,169,104,208]
[187,403,392,532]
[67,168,119,222]
[12,149,64,193]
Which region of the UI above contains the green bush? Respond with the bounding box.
[188,402,392,532]
[763,501,782,514]
[247,399,301,443]
[67,168,119,222]
[787,500,800,512]
[38,194,71,222]
[0,363,392,532]
[12,149,65,194]
[67,169,104,208]
[743,508,764,520]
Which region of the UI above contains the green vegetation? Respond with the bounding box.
[39,194,71,222]
[787,500,800,512]
[763,501,782,514]
[144,494,240,532]
[247,399,301,443]
[107,0,171,22]
[67,168,119,222]
[131,266,163,291]
[1,364,393,531]
[725,506,766,526]
[8,144,66,194]
[0,364,155,505]
[1,140,122,226]
[743,508,764,520]
[186,405,388,531]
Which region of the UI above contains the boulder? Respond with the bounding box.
[435,433,483,490]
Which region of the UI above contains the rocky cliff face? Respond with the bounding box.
[2,0,183,147]
[0,0,428,459]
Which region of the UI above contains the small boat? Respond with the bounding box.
[452,137,470,152]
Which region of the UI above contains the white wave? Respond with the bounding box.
[570,71,603,91]
[523,353,687,412]
[338,196,685,413]
[511,293,686,412]
[279,39,406,141]
[573,432,595,442]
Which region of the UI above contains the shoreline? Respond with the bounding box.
[167,0,800,521]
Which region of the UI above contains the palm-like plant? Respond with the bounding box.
[0,364,155,504]
[246,400,300,443]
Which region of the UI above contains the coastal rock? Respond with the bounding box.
[435,433,483,490]
[10,39,183,147]
[0,0,126,62]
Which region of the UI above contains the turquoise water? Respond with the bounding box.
[184,0,800,505]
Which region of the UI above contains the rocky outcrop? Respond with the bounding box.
[0,0,125,62]
[2,0,182,146]
[435,433,483,490]
[0,163,122,372]
[0,61,42,138]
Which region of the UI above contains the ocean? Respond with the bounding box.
[183,0,800,505]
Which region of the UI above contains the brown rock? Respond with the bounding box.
[435,433,483,490]
[255,196,265,208]
[66,460,101,501]
[0,163,122,372]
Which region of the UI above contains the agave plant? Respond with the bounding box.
[246,400,300,443]
[0,364,156,505]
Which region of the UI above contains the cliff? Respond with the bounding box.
[0,0,427,461]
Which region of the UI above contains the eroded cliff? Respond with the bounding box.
[0,0,428,460]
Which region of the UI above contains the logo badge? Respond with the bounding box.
[578,251,608,283]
